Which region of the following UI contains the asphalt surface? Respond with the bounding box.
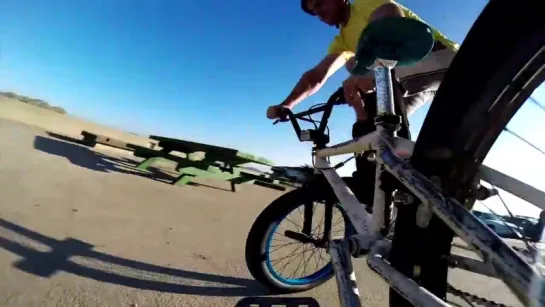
[0,118,522,307]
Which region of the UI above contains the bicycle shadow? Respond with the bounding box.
[0,218,268,296]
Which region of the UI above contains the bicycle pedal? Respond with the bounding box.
[416,202,433,228]
[284,230,314,244]
[475,186,498,200]
[393,191,414,204]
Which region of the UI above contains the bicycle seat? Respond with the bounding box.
[352,17,435,75]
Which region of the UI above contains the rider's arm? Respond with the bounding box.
[280,52,349,109]
[345,57,356,72]
[369,1,405,21]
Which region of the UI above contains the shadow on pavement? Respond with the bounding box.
[0,218,269,296]
[35,133,170,179]
[35,133,233,191]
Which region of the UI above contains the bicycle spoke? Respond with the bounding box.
[301,247,320,277]
[312,247,322,272]
[311,213,326,234]
[284,215,302,231]
[289,245,312,279]
[318,248,329,265]
[529,96,545,112]
[333,216,344,228]
[269,241,300,253]
[271,243,306,271]
[504,127,545,156]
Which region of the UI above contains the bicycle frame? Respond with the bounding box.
[313,60,545,307]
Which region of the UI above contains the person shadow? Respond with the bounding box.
[0,218,268,296]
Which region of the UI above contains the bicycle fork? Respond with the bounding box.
[328,59,401,307]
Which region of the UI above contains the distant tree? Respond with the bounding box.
[0,91,18,99]
[0,91,67,114]
[50,106,67,114]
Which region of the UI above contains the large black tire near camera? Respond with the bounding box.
[388,0,545,306]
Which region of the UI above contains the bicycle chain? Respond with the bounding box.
[446,245,537,307]
[447,283,513,307]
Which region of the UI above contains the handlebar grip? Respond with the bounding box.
[278,106,292,119]
[272,107,293,125]
[273,118,291,124]
[330,87,348,105]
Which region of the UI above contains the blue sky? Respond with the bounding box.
[2,0,544,216]
[1,0,486,156]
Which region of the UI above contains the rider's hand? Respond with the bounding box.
[266,104,291,119]
[343,75,375,121]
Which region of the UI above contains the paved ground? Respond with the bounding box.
[0,117,523,307]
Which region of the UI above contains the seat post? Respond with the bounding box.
[373,59,398,117]
[370,58,400,236]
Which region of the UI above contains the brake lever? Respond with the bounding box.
[272,117,290,125]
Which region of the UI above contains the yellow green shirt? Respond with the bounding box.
[328,0,459,60]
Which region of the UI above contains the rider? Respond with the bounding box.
[266,0,459,206]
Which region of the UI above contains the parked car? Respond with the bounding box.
[472,211,523,239]
[270,166,314,184]
[503,215,541,240]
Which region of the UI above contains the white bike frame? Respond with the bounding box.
[313,60,545,307]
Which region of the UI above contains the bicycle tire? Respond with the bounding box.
[389,0,545,305]
[245,185,352,293]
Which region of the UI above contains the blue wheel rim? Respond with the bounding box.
[264,205,351,286]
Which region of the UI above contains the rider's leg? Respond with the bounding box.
[396,43,456,114]
[350,43,455,211]
[350,97,377,210]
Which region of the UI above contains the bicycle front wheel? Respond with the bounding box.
[389,0,545,306]
[245,186,353,293]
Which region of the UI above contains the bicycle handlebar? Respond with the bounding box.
[273,87,347,146]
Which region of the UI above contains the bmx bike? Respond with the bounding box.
[246,1,545,306]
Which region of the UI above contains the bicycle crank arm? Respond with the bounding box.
[284,230,317,245]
